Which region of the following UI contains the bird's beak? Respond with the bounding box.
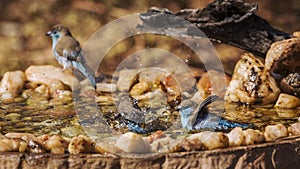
[46,31,52,36]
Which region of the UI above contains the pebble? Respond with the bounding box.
[0,70,26,99]
[225,53,280,105]
[115,132,151,153]
[242,129,264,145]
[288,122,300,135]
[264,124,288,142]
[226,127,244,147]
[68,135,94,154]
[184,131,229,150]
[25,65,79,90]
[275,93,300,109]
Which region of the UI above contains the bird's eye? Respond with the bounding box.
[53,31,57,34]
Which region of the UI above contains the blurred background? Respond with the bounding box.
[0,0,299,76]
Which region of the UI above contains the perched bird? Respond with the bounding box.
[46,24,96,88]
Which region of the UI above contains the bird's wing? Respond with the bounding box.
[55,36,81,61]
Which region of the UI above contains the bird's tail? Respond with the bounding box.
[72,61,96,88]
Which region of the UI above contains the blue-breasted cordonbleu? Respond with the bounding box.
[46,24,96,88]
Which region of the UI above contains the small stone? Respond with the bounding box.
[265,38,300,78]
[288,122,300,135]
[280,73,300,97]
[25,65,79,90]
[139,68,166,83]
[293,31,300,38]
[134,89,168,108]
[227,127,244,147]
[5,133,46,153]
[68,135,94,154]
[37,135,68,153]
[185,131,229,150]
[275,93,300,109]
[242,129,264,145]
[0,137,27,152]
[115,132,151,153]
[225,53,280,105]
[49,90,73,106]
[0,70,26,99]
[51,147,65,154]
[151,137,181,153]
[163,72,195,94]
[116,69,138,92]
[48,79,66,97]
[264,124,288,142]
[144,130,166,144]
[163,74,180,97]
[197,70,231,98]
[34,84,50,98]
[96,83,117,93]
[95,141,118,154]
[95,95,114,105]
[129,81,149,96]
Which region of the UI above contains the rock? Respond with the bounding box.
[25,65,79,90]
[288,122,300,135]
[37,135,68,154]
[94,141,119,154]
[96,83,117,93]
[226,127,244,147]
[225,53,280,104]
[293,31,300,38]
[134,89,168,108]
[242,129,264,145]
[265,38,300,97]
[163,74,181,97]
[184,131,229,150]
[49,90,73,106]
[50,147,65,154]
[5,132,46,153]
[27,139,46,153]
[0,70,26,99]
[150,137,181,153]
[275,93,300,109]
[5,132,36,141]
[116,69,138,92]
[79,86,96,97]
[265,38,300,80]
[115,132,151,153]
[181,136,203,151]
[68,135,94,154]
[95,95,114,105]
[0,137,27,152]
[144,130,166,144]
[280,73,300,97]
[129,81,149,97]
[264,124,288,142]
[197,70,231,98]
[171,72,196,93]
[139,68,166,84]
[47,79,66,97]
[34,84,50,98]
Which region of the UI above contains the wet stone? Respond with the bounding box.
[225,53,280,105]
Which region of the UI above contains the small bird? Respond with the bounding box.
[46,24,96,88]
